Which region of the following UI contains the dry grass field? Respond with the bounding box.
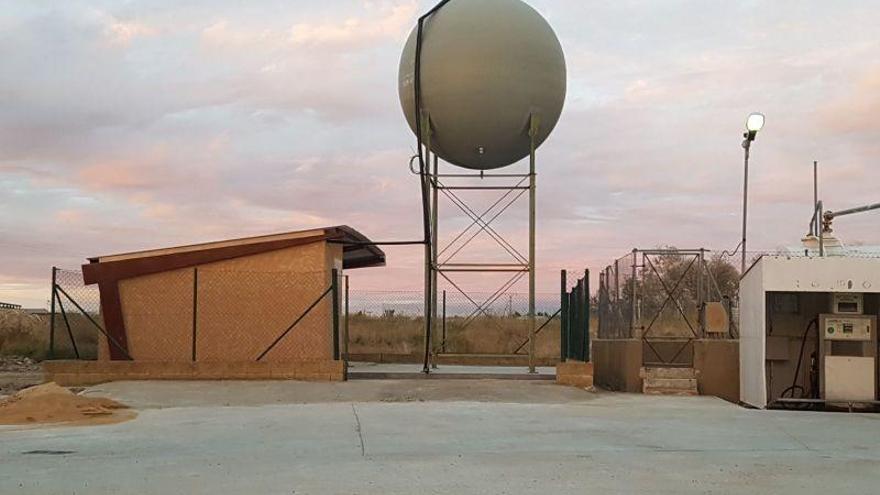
[347,313,576,359]
[2,310,577,361]
[0,309,97,359]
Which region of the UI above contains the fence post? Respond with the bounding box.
[631,249,638,339]
[331,268,340,361]
[560,270,568,361]
[584,269,591,362]
[192,267,198,362]
[344,275,350,361]
[441,290,447,354]
[49,267,57,359]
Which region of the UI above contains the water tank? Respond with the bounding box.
[398,0,567,170]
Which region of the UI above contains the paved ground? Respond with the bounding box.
[348,362,556,380]
[2,380,880,494]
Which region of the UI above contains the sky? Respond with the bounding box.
[2,0,880,308]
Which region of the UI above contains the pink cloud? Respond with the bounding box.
[77,161,169,190]
[820,66,880,134]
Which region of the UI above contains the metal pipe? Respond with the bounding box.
[328,240,424,246]
[437,268,529,273]
[827,202,880,219]
[344,275,350,362]
[813,160,818,235]
[414,0,452,375]
[818,200,825,257]
[437,186,531,191]
[431,153,439,370]
[441,290,447,354]
[584,269,591,362]
[257,286,333,362]
[528,115,538,374]
[55,285,132,360]
[55,292,79,359]
[49,267,56,359]
[631,250,637,337]
[561,269,568,361]
[422,118,433,374]
[439,263,528,268]
[741,139,751,274]
[431,172,532,178]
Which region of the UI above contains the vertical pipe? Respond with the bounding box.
[598,272,604,339]
[344,275,350,362]
[615,259,620,301]
[578,278,586,361]
[741,142,751,275]
[431,153,439,370]
[528,115,538,373]
[818,200,825,257]
[560,270,568,361]
[331,268,340,361]
[49,267,57,359]
[813,160,818,236]
[698,250,705,338]
[56,296,79,359]
[422,113,433,374]
[441,290,447,354]
[631,250,637,339]
[192,267,198,362]
[584,269,591,362]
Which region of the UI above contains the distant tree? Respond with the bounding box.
[601,248,739,335]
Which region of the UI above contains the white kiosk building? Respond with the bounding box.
[739,256,880,409]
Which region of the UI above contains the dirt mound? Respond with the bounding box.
[0,382,135,426]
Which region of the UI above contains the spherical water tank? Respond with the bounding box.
[398,0,566,170]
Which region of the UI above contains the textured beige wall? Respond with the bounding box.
[694,340,739,402]
[592,339,643,392]
[105,241,341,363]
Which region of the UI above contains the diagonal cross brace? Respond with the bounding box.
[436,177,529,265]
[641,255,699,339]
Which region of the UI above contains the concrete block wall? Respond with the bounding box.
[44,360,346,386]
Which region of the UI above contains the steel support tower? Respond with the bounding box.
[418,114,541,373]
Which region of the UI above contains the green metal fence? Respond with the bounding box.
[560,269,590,362]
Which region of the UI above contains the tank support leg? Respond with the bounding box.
[431,153,439,369]
[422,111,433,374]
[528,114,540,374]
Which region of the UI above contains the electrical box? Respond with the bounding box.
[819,313,877,402]
[832,293,864,315]
[822,315,873,341]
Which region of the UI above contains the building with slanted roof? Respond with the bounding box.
[48,226,384,383]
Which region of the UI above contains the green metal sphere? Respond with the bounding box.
[399,0,567,170]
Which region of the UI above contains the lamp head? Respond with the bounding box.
[744,112,765,142]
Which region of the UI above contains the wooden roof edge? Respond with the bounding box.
[82,225,385,284]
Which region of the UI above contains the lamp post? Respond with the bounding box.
[741,112,765,274]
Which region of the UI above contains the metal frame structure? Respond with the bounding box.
[415,113,541,372]
[598,248,738,367]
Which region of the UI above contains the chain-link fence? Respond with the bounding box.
[47,266,569,363]
[598,249,740,340]
[49,267,342,363]
[50,268,103,359]
[346,289,560,358]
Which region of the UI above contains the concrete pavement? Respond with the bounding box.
[1,381,879,494]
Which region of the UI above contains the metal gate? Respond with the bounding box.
[561,269,590,362]
[598,249,738,368]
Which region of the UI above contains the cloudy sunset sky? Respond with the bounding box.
[2,0,879,308]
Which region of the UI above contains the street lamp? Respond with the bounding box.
[741,112,765,274]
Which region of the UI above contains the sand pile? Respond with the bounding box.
[0,382,135,426]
